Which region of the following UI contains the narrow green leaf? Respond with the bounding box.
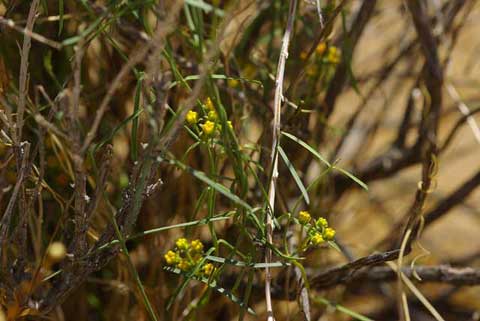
[185,0,225,16]
[97,214,233,251]
[131,74,143,161]
[333,166,368,191]
[313,297,374,321]
[169,74,263,89]
[173,160,253,211]
[281,131,331,167]
[62,14,105,46]
[278,146,310,205]
[205,255,289,268]
[327,241,342,253]
[281,131,367,190]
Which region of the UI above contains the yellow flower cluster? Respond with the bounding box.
[164,238,215,277]
[315,42,341,64]
[297,210,336,247]
[191,239,204,252]
[164,250,179,265]
[316,42,327,55]
[324,227,336,240]
[298,210,311,225]
[310,233,324,246]
[304,42,342,77]
[203,263,214,276]
[316,217,328,228]
[327,46,341,64]
[201,120,216,135]
[186,110,198,125]
[184,98,235,137]
[176,237,189,250]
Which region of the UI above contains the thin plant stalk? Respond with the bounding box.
[265,0,297,320]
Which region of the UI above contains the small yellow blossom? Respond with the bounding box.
[186,110,198,125]
[300,51,308,60]
[47,242,67,262]
[177,259,191,271]
[310,233,324,246]
[327,46,341,64]
[323,227,336,240]
[227,78,239,88]
[205,97,215,111]
[190,239,204,253]
[203,263,214,276]
[176,238,189,250]
[316,42,327,55]
[164,250,178,265]
[201,120,216,135]
[298,211,311,225]
[227,121,233,130]
[208,110,218,121]
[316,217,328,228]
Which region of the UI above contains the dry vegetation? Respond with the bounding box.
[0,0,480,320]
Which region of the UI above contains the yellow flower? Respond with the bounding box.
[47,242,67,262]
[327,46,341,64]
[323,227,336,240]
[310,233,324,246]
[316,217,328,228]
[205,97,215,111]
[300,51,308,60]
[177,259,191,271]
[176,238,189,250]
[164,250,178,265]
[316,42,327,55]
[208,110,218,121]
[227,78,239,88]
[203,263,214,276]
[298,211,311,225]
[190,239,204,253]
[227,121,233,130]
[186,110,198,125]
[201,120,216,135]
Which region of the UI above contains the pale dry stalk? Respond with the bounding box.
[265,0,297,320]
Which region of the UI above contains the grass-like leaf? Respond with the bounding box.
[313,297,374,321]
[185,0,225,16]
[205,255,289,268]
[334,166,368,191]
[278,146,310,204]
[282,131,368,190]
[281,131,331,167]
[172,159,253,211]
